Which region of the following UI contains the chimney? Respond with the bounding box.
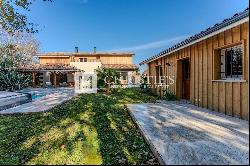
[93,46,96,53]
[75,47,79,53]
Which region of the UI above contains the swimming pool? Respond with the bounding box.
[18,88,74,101]
[31,92,46,100]
[18,89,46,101]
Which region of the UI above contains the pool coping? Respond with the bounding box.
[0,88,77,114]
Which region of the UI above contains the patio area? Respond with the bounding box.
[0,88,76,114]
[126,101,249,165]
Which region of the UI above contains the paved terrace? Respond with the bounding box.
[0,88,76,114]
[126,101,249,165]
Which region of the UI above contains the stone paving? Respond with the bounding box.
[0,88,76,114]
[126,101,249,165]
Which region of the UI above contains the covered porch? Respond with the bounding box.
[18,64,82,88]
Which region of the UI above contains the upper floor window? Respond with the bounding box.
[79,58,88,62]
[220,45,243,80]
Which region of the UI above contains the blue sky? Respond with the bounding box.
[27,0,249,71]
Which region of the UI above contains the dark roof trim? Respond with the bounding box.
[140,8,249,65]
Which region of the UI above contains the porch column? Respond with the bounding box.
[54,72,57,87]
[32,72,36,88]
[127,71,133,84]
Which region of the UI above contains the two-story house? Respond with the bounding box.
[18,48,138,87]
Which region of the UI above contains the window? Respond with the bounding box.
[220,45,243,80]
[79,58,88,62]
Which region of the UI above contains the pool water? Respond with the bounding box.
[18,89,47,101]
[31,93,46,100]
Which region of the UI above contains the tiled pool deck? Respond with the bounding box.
[126,101,249,165]
[0,88,77,114]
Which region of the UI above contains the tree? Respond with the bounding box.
[0,0,52,34]
[0,27,39,91]
[95,68,121,91]
[0,0,44,91]
[0,27,39,66]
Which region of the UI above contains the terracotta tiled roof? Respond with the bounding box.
[140,7,249,65]
[38,52,134,57]
[17,64,81,71]
[102,64,138,70]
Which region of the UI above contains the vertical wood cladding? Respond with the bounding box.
[148,22,249,120]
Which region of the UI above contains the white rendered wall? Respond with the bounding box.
[70,62,102,72]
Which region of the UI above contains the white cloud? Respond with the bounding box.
[107,35,189,52]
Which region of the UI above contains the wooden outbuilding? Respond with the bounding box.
[140,8,249,120]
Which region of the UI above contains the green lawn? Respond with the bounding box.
[0,88,159,165]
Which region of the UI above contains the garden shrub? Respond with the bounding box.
[0,70,31,91]
[163,90,177,101]
[0,57,31,91]
[95,68,121,88]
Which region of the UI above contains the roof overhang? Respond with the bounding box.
[102,64,138,70]
[17,64,82,72]
[38,55,70,58]
[18,69,79,72]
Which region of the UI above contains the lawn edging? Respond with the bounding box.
[125,104,166,165]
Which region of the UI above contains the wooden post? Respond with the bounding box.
[54,72,57,87]
[32,72,36,88]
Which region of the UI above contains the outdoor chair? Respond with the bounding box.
[45,82,52,88]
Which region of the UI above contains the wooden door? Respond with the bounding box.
[182,59,190,100]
